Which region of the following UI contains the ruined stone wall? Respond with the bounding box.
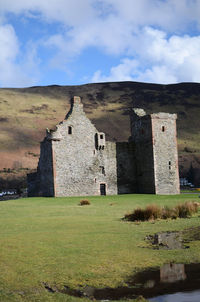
[151,113,180,194]
[116,142,137,194]
[52,97,117,196]
[130,113,156,193]
[38,139,55,196]
[103,142,118,195]
[27,139,54,197]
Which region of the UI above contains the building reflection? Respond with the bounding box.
[160,263,186,283]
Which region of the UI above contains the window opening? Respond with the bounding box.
[100,134,104,139]
[100,166,105,175]
[95,133,98,150]
[162,126,165,132]
[169,161,171,170]
[68,126,72,134]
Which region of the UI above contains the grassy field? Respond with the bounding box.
[1,194,200,302]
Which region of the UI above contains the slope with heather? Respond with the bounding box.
[0,81,200,188]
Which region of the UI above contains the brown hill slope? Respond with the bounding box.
[0,81,200,188]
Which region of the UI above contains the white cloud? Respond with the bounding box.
[39,0,200,74]
[102,0,200,32]
[0,0,200,86]
[92,58,139,82]
[1,0,200,31]
[0,24,40,87]
[0,0,96,26]
[0,24,19,61]
[45,15,134,60]
[91,27,200,84]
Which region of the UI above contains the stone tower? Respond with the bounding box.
[130,109,180,194]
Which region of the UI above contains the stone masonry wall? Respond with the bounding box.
[151,113,180,194]
[27,139,54,197]
[52,97,117,196]
[130,113,156,193]
[116,142,137,194]
[38,139,55,196]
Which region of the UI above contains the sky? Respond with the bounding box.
[0,0,200,88]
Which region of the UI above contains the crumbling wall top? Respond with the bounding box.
[64,96,83,120]
[131,108,146,117]
[151,112,177,120]
[131,108,177,121]
[46,126,62,141]
[73,96,81,104]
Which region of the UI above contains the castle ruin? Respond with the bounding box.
[27,96,180,196]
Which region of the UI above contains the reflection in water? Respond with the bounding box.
[148,263,200,302]
[43,227,200,300]
[160,263,186,283]
[45,263,200,301]
[130,263,200,302]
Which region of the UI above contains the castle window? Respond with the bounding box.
[68,126,72,134]
[169,161,171,170]
[162,126,165,132]
[95,133,105,150]
[100,166,105,175]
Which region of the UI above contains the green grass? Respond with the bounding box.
[181,188,200,193]
[1,194,200,302]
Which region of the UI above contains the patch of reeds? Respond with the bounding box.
[124,201,200,222]
[176,201,199,218]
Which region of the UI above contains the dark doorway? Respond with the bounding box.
[100,183,106,196]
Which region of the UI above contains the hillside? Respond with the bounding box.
[0,81,200,188]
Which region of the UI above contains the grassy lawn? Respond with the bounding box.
[180,188,200,193]
[0,194,200,302]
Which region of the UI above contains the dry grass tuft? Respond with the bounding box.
[162,206,178,219]
[79,199,91,206]
[124,205,162,221]
[144,204,162,220]
[124,201,199,222]
[175,201,199,218]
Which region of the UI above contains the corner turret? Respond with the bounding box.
[46,126,62,141]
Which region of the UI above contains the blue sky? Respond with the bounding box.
[0,0,200,87]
